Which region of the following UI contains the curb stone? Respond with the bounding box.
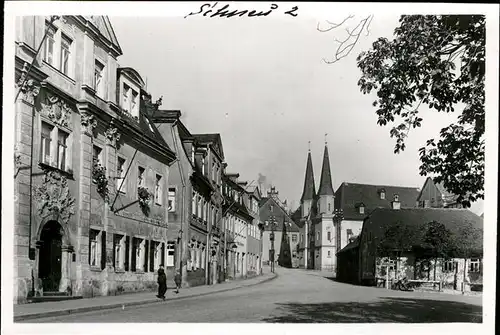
[15,273,278,322]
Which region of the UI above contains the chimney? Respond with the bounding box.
[391,194,401,210]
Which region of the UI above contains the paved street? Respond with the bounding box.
[24,267,482,323]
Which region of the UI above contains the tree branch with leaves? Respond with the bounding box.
[356,15,485,208]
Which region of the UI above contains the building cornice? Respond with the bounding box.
[73,16,122,58]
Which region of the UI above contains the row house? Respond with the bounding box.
[222,173,261,279]
[13,15,176,303]
[245,185,263,276]
[260,188,300,267]
[191,134,225,285]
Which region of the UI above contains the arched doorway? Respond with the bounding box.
[38,221,63,292]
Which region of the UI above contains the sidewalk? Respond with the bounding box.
[14,270,277,322]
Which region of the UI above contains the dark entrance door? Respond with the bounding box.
[39,221,63,292]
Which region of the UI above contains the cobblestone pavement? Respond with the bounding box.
[26,267,482,323]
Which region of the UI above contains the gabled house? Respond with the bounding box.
[14,15,177,303]
[417,176,462,209]
[334,182,421,254]
[260,188,300,267]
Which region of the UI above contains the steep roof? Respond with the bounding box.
[290,207,305,228]
[140,97,172,150]
[416,176,459,206]
[335,182,420,221]
[84,16,122,55]
[364,208,483,256]
[259,197,300,232]
[192,133,225,161]
[317,145,334,196]
[300,151,316,202]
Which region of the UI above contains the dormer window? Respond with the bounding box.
[394,194,400,202]
[356,202,365,214]
[379,189,386,200]
[122,83,139,117]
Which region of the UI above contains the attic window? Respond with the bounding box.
[379,189,386,200]
[394,194,399,202]
[356,202,365,214]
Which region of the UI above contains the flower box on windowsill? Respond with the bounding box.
[90,266,102,272]
[114,268,126,274]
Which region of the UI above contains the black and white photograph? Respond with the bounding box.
[2,1,498,334]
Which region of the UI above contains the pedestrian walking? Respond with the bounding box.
[157,264,167,300]
[174,270,181,294]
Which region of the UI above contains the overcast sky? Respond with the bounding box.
[110,9,483,215]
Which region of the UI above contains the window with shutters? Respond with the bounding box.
[166,242,175,267]
[154,175,163,205]
[132,237,145,272]
[137,166,145,188]
[124,236,130,271]
[94,59,105,98]
[89,229,101,268]
[469,259,481,273]
[113,234,125,270]
[168,187,176,211]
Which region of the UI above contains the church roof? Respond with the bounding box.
[300,151,316,202]
[317,145,334,196]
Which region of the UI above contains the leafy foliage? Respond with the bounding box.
[92,157,109,200]
[419,221,453,259]
[377,221,417,257]
[137,186,152,208]
[357,15,485,207]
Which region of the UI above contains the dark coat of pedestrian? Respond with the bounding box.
[174,270,181,294]
[157,265,167,300]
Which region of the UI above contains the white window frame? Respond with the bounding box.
[59,33,72,76]
[114,234,125,270]
[167,187,176,211]
[92,145,103,166]
[116,156,127,193]
[94,58,106,98]
[44,23,56,67]
[89,229,102,268]
[134,238,145,271]
[469,259,481,273]
[316,231,320,241]
[40,120,71,172]
[166,242,175,267]
[443,260,455,272]
[137,166,145,188]
[56,129,68,171]
[154,174,163,206]
[40,121,54,165]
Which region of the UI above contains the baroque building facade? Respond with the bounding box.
[13,15,176,304]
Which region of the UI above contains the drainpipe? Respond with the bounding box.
[170,120,186,286]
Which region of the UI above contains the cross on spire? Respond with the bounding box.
[308,141,311,152]
[325,133,328,146]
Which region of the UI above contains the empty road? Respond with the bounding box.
[26,267,482,323]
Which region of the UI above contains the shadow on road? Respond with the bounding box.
[262,297,482,323]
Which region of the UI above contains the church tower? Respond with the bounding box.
[317,140,335,215]
[300,144,316,218]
